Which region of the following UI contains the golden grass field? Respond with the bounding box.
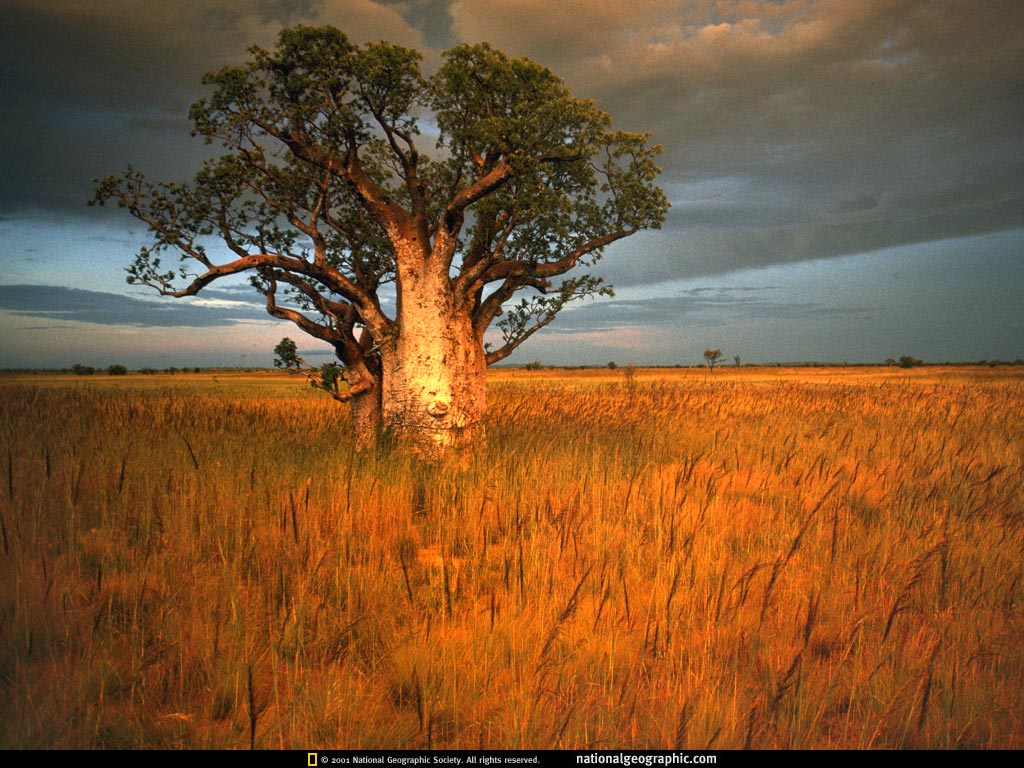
[1,366,1022,749]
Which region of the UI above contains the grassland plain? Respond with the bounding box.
[1,366,1022,749]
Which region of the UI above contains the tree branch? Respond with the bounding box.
[484,312,558,365]
[263,120,415,240]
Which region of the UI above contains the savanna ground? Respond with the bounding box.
[1,366,1022,749]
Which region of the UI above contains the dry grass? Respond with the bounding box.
[1,366,1022,749]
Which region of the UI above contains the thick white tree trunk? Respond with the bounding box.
[379,252,487,457]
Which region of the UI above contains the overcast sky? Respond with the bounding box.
[1,0,1022,368]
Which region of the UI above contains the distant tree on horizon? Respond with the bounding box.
[703,348,723,371]
[273,338,301,370]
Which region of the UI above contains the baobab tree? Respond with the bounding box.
[92,26,668,456]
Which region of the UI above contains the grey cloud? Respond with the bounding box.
[548,287,868,334]
[835,195,882,215]
[256,0,321,25]
[0,0,425,213]
[0,284,266,328]
[599,182,1024,286]
[299,347,338,357]
[375,0,456,48]
[554,2,1024,277]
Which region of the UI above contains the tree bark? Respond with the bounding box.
[378,245,487,458]
[348,377,382,450]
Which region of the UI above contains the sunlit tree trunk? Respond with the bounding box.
[377,243,487,457]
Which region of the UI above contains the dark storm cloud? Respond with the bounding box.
[0,284,265,328]
[451,0,1024,278]
[0,0,425,213]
